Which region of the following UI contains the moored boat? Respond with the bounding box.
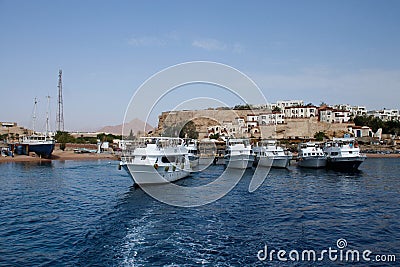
[323,137,366,171]
[14,97,55,159]
[297,142,327,168]
[224,139,254,169]
[120,137,192,185]
[184,139,199,168]
[253,140,292,168]
[19,135,55,158]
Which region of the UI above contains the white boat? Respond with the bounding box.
[224,139,254,169]
[253,140,292,168]
[323,137,366,171]
[184,139,199,168]
[297,142,327,168]
[120,137,192,185]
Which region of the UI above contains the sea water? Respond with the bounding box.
[0,158,399,266]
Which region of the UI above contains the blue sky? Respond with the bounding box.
[1,0,399,131]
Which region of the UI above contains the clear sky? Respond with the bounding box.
[1,0,399,131]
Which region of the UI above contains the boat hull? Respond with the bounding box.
[257,156,290,168]
[188,155,199,168]
[125,163,190,185]
[272,157,290,168]
[298,157,327,168]
[15,143,55,158]
[327,156,365,171]
[224,155,254,169]
[29,143,55,158]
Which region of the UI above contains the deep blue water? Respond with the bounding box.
[0,158,399,266]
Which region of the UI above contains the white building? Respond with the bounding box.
[284,106,318,118]
[333,104,367,117]
[246,114,258,122]
[348,126,373,138]
[319,108,351,123]
[235,117,246,126]
[245,114,259,133]
[208,125,229,138]
[258,113,285,125]
[367,109,400,121]
[351,106,368,116]
[276,100,304,109]
[207,120,246,139]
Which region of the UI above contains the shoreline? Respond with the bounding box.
[0,150,118,163]
[1,152,399,164]
[364,153,400,158]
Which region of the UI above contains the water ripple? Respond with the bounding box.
[0,159,399,266]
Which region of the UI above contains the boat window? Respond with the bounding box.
[312,153,315,156]
[331,152,339,156]
[141,156,146,160]
[161,156,176,163]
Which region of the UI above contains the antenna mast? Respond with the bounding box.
[56,69,64,131]
[32,97,37,133]
[46,95,50,136]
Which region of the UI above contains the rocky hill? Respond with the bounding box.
[98,118,153,136]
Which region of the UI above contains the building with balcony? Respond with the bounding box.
[319,108,351,123]
[284,106,318,118]
[258,113,285,125]
[367,109,400,121]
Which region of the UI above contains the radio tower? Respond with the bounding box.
[56,69,64,132]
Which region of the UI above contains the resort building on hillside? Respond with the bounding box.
[246,114,258,122]
[245,114,260,135]
[258,113,285,125]
[333,104,368,117]
[319,107,351,123]
[284,106,318,118]
[367,109,400,121]
[235,117,246,126]
[1,122,17,128]
[207,120,248,139]
[351,106,368,116]
[276,100,304,109]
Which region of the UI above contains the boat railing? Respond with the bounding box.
[122,138,185,153]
